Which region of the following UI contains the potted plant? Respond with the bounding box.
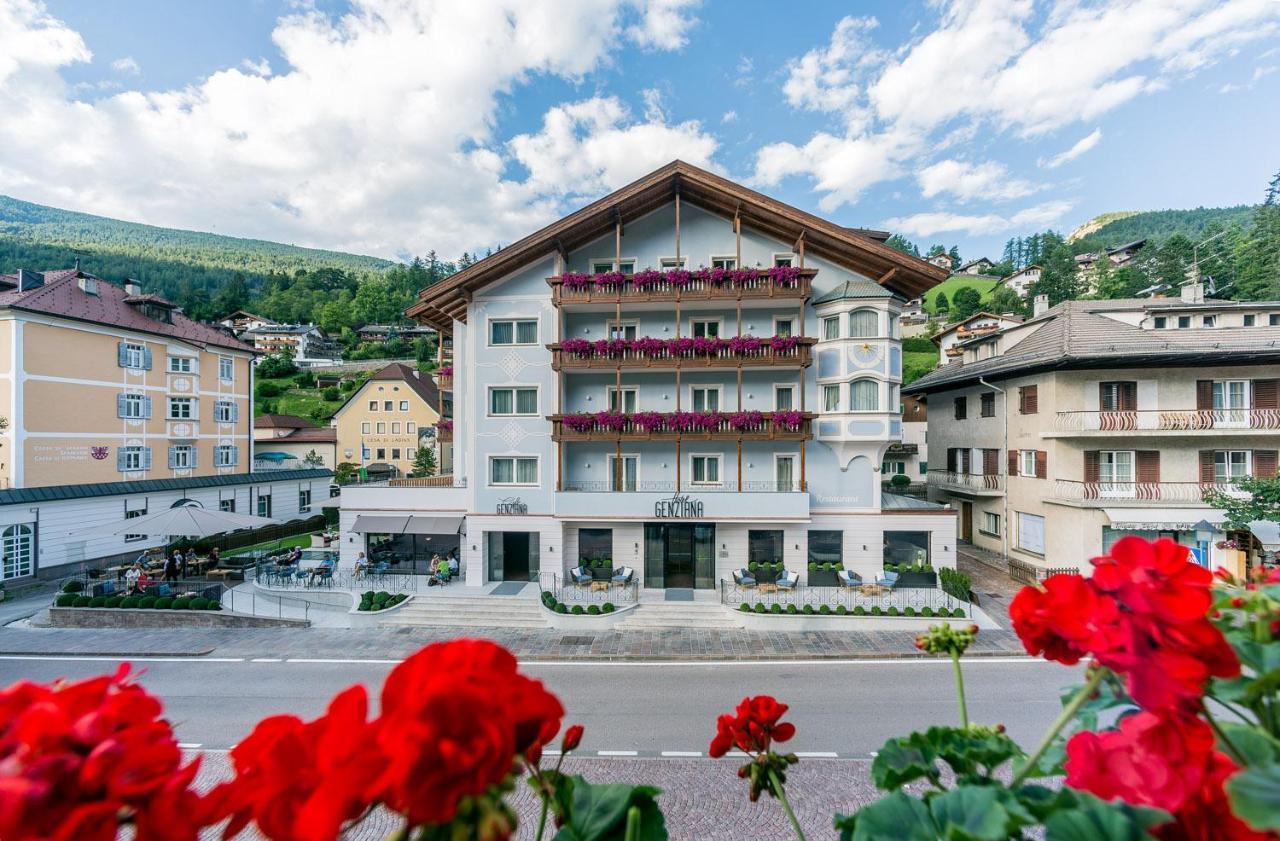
[807,562,840,587]
[894,562,938,588]
[751,561,780,584]
[590,558,613,581]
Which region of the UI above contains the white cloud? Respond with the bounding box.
[624,0,700,50]
[916,159,1039,201]
[0,0,710,260]
[1039,128,1103,168]
[1220,63,1277,92]
[781,15,882,130]
[884,199,1074,237]
[720,110,737,124]
[110,56,139,75]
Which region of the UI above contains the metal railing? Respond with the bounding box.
[388,475,467,488]
[252,460,330,471]
[560,479,803,493]
[1053,409,1280,432]
[927,470,1004,492]
[222,587,313,622]
[538,571,639,605]
[1052,479,1251,504]
[253,564,423,593]
[1009,558,1080,585]
[718,579,971,617]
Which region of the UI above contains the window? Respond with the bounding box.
[119,342,148,369]
[257,494,272,518]
[607,387,638,413]
[1153,316,1167,328]
[166,398,194,420]
[168,356,194,373]
[219,497,235,512]
[954,396,967,420]
[919,461,928,474]
[823,385,840,411]
[1203,315,1217,328]
[1178,316,1191,328]
[773,317,794,337]
[884,531,930,566]
[748,530,784,564]
[849,379,879,411]
[1212,380,1248,411]
[1100,381,1137,412]
[659,257,685,269]
[691,454,721,485]
[618,260,636,274]
[490,456,538,485]
[849,309,879,338]
[361,422,371,434]
[2,524,34,580]
[123,500,147,543]
[690,318,720,338]
[822,316,840,340]
[807,530,842,566]
[407,422,416,434]
[169,445,194,470]
[490,387,539,416]
[376,422,386,434]
[399,400,409,411]
[1019,385,1038,414]
[383,400,393,411]
[773,253,795,267]
[119,446,148,472]
[710,256,737,270]
[219,357,234,380]
[368,401,378,411]
[392,422,401,434]
[391,448,401,460]
[490,319,538,345]
[118,393,149,419]
[407,449,417,461]
[980,392,995,417]
[1099,450,1135,491]
[607,319,639,340]
[691,386,720,412]
[579,528,613,564]
[215,401,237,423]
[299,489,312,513]
[774,385,794,411]
[215,445,238,467]
[1214,451,1250,483]
[1020,449,1038,477]
[882,460,906,475]
[375,448,386,460]
[1271,314,1280,327]
[591,260,614,274]
[1016,513,1045,555]
[981,512,1001,537]
[1244,314,1255,327]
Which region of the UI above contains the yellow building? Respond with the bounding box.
[333,363,441,478]
[0,269,256,488]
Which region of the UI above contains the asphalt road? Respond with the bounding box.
[0,655,1076,757]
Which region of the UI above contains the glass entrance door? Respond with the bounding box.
[487,531,537,582]
[665,525,694,588]
[643,523,716,588]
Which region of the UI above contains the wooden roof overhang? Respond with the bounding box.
[406,160,948,331]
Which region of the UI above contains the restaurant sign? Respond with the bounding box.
[496,497,528,515]
[654,493,704,519]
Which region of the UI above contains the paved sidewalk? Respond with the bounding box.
[957,542,1023,622]
[0,623,1024,660]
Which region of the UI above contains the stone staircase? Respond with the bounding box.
[614,602,742,630]
[379,595,550,629]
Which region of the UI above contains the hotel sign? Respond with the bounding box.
[496,497,528,515]
[654,493,704,519]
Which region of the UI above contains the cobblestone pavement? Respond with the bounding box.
[0,623,1025,660]
[957,543,1023,623]
[192,751,880,840]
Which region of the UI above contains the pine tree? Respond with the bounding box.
[948,246,962,269]
[410,445,437,478]
[1030,242,1082,306]
[933,291,950,313]
[885,234,920,257]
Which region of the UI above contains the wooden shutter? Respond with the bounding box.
[117,342,128,367]
[1135,451,1160,482]
[141,447,152,470]
[116,449,127,472]
[141,347,153,370]
[167,447,178,470]
[1008,449,1019,476]
[142,396,152,419]
[1196,380,1214,411]
[1120,382,1137,411]
[1198,450,1216,484]
[1035,450,1047,479]
[1084,451,1100,482]
[1254,450,1278,479]
[1253,380,1278,409]
[1020,385,1038,415]
[982,449,998,475]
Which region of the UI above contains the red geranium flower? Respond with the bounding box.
[1092,537,1214,624]
[709,696,796,758]
[1008,574,1125,665]
[561,724,584,753]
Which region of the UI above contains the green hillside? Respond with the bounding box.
[1073,206,1255,250]
[921,275,1000,314]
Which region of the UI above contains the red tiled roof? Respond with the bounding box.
[279,427,337,443]
[369,362,441,412]
[0,269,255,353]
[254,413,318,429]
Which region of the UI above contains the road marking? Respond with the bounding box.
[597,750,639,757]
[521,657,1041,667]
[285,658,401,664]
[660,750,703,757]
[0,656,245,663]
[542,749,561,756]
[177,743,202,749]
[251,658,283,663]
[795,751,839,758]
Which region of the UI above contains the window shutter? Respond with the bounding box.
[1196,380,1213,411]
[190,447,198,469]
[1035,450,1047,479]
[142,347,153,370]
[168,447,177,469]
[1253,379,1278,410]
[117,449,127,472]
[1198,450,1216,484]
[1254,450,1278,479]
[982,449,998,476]
[229,446,239,467]
[230,403,240,422]
[946,448,957,473]
[1097,382,1107,410]
[1020,385,1038,414]
[141,447,152,470]
[117,394,127,418]
[1084,451,1100,483]
[1007,449,1019,476]
[1135,451,1160,483]
[1121,382,1137,411]
[117,342,128,367]
[143,396,152,419]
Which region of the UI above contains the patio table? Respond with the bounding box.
[859,584,889,597]
[590,581,611,592]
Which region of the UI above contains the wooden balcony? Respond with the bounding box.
[436,372,452,390]
[548,411,815,442]
[548,337,815,371]
[1052,479,1251,505]
[548,267,814,306]
[437,422,453,443]
[944,345,964,358]
[1052,409,1280,434]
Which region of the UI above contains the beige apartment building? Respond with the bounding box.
[905,287,1280,573]
[333,362,441,478]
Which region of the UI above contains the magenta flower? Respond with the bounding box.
[728,411,765,431]
[438,365,453,376]
[767,265,802,286]
[634,337,666,358]
[769,335,799,352]
[560,338,592,357]
[772,410,805,431]
[437,419,453,432]
[666,269,692,287]
[595,271,626,288]
[561,272,592,289]
[633,411,665,432]
[669,337,695,357]
[632,269,663,290]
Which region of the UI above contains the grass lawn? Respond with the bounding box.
[903,350,939,385]
[255,377,347,421]
[922,276,1000,314]
[227,533,316,557]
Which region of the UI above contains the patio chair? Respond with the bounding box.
[317,567,334,588]
[837,569,863,589]
[875,570,900,589]
[610,565,634,585]
[732,568,756,587]
[569,565,591,585]
[776,570,799,590]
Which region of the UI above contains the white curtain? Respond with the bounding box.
[491,322,514,344]
[491,390,514,414]
[516,458,538,484]
[491,459,514,484]
[516,389,538,414]
[849,310,879,338]
[850,380,879,411]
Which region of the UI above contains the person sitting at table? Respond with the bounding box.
[164,552,180,584]
[308,556,334,586]
[207,547,220,570]
[289,547,303,565]
[125,563,143,593]
[353,552,369,579]
[447,553,459,576]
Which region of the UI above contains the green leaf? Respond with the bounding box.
[837,792,937,841]
[871,735,939,789]
[1044,792,1170,841]
[1226,762,1280,830]
[1217,722,1280,766]
[552,778,667,841]
[927,786,1009,841]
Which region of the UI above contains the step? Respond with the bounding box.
[615,604,742,630]
[379,596,550,628]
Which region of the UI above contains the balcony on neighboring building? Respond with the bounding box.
[1049,409,1280,436]
[944,345,964,358]
[435,366,452,390]
[1051,479,1251,506]
[548,410,814,442]
[548,267,814,307]
[548,336,815,372]
[436,420,453,443]
[927,470,1004,495]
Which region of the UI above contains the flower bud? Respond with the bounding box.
[561,724,584,752]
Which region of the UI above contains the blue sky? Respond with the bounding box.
[5,0,1278,263]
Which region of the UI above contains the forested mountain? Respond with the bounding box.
[1070,206,1255,248]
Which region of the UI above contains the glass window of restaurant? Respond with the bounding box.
[578,528,613,566]
[883,531,930,566]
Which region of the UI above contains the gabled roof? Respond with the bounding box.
[406,160,948,328]
[930,311,1023,344]
[220,309,271,322]
[0,468,333,506]
[277,427,337,443]
[334,362,440,416]
[1008,264,1042,276]
[254,413,318,430]
[0,269,254,353]
[956,258,993,272]
[1107,239,1146,254]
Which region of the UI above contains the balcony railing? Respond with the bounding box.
[548,410,814,442]
[548,336,815,371]
[1053,409,1280,433]
[548,266,814,306]
[1053,479,1252,504]
[944,346,964,358]
[561,479,802,493]
[252,459,329,471]
[436,420,453,442]
[436,369,452,390]
[388,475,466,488]
[927,470,1004,493]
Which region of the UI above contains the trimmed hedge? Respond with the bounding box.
[56,593,221,611]
[540,591,618,618]
[359,591,409,612]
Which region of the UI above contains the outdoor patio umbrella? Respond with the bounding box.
[108,504,281,538]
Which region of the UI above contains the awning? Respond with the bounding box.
[256,451,298,462]
[403,515,465,535]
[1103,508,1226,531]
[351,515,410,534]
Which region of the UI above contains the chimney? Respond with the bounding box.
[16,269,44,291]
[1180,281,1204,304]
[1033,294,1049,317]
[123,278,142,296]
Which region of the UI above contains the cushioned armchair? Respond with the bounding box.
[569,565,592,585]
[837,569,863,588]
[733,568,756,587]
[611,565,634,585]
[776,570,799,590]
[876,570,900,589]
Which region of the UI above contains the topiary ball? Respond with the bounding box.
[154,597,174,609]
[587,605,601,615]
[770,603,782,614]
[853,605,866,615]
[786,603,798,614]
[138,596,157,609]
[803,604,815,614]
[63,580,85,593]
[836,605,848,615]
[602,603,615,614]
[819,604,831,615]
[73,596,92,608]
[105,596,124,609]
[904,607,916,617]
[887,607,900,616]
[754,603,766,614]
[172,599,190,610]
[555,603,568,614]
[190,598,210,611]
[55,594,76,607]
[88,596,106,608]
[571,605,584,615]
